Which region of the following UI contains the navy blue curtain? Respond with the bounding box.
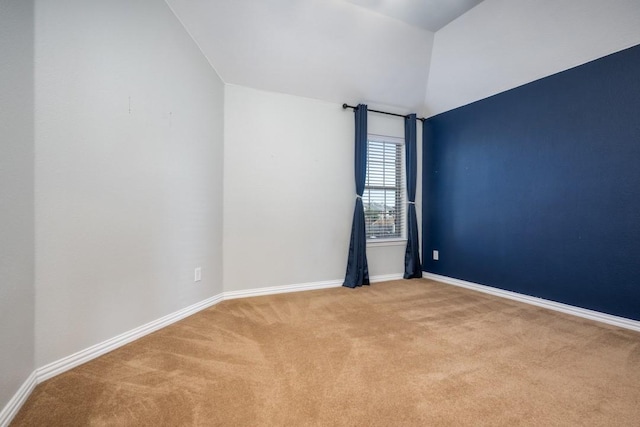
[343,104,370,288]
[404,114,422,278]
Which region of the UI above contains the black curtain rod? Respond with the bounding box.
[342,103,425,122]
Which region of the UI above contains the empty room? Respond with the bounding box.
[2,0,640,425]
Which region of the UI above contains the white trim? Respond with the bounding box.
[222,273,405,300]
[35,273,407,382]
[36,293,224,383]
[0,371,37,427]
[2,273,409,423]
[423,272,640,332]
[367,238,407,248]
[370,273,405,283]
[4,272,635,425]
[223,279,342,300]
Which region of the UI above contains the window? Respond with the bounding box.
[363,135,405,241]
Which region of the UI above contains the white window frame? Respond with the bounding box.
[365,133,406,247]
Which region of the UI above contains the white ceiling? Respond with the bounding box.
[166,0,640,116]
[166,0,435,112]
[426,0,640,115]
[344,0,483,32]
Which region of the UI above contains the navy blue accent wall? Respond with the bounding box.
[422,44,640,321]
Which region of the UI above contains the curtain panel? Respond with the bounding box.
[404,114,422,278]
[343,104,370,288]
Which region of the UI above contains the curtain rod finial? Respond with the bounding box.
[342,103,348,109]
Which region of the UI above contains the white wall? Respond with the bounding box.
[426,0,640,115]
[0,0,35,411]
[223,85,421,292]
[34,0,225,367]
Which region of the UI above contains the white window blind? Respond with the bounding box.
[364,135,405,241]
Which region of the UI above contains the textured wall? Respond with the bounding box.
[0,0,35,413]
[423,44,640,320]
[223,85,421,292]
[34,0,225,367]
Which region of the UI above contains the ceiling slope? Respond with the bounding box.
[167,0,640,116]
[344,0,483,32]
[166,0,434,112]
[426,0,640,116]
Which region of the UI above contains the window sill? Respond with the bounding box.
[367,239,407,248]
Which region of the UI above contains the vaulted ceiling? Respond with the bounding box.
[166,0,442,113]
[344,0,483,32]
[165,0,640,116]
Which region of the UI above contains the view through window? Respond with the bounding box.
[363,135,405,240]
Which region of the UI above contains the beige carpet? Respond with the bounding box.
[12,279,640,426]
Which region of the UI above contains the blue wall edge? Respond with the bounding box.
[422,44,640,321]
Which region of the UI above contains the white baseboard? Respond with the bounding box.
[0,371,37,427]
[0,293,223,427]
[222,273,405,300]
[223,279,342,300]
[423,272,640,332]
[4,271,633,426]
[370,273,406,283]
[2,272,408,423]
[36,293,224,383]
[36,273,406,382]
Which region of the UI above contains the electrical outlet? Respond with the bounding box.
[194,267,202,282]
[433,250,439,261]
